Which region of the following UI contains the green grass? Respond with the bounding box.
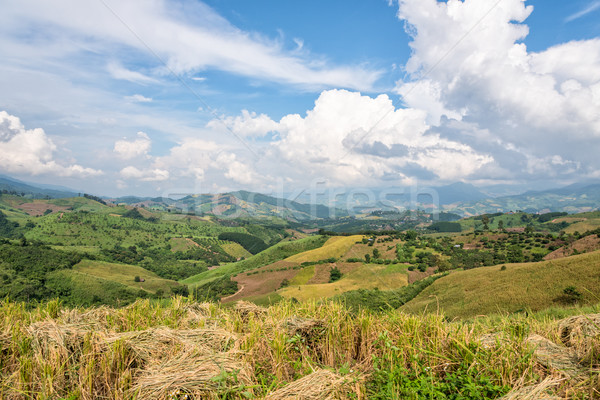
[288,265,315,285]
[221,242,252,259]
[73,260,181,294]
[401,250,600,318]
[182,235,328,287]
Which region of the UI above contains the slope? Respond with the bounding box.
[401,250,600,319]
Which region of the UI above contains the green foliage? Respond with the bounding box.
[192,275,238,302]
[122,207,145,220]
[335,275,446,312]
[368,355,509,399]
[0,210,19,238]
[429,221,462,232]
[0,242,82,302]
[218,232,268,254]
[328,266,342,283]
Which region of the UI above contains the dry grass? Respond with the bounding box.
[1,297,600,399]
[285,236,363,263]
[265,369,363,400]
[401,250,600,318]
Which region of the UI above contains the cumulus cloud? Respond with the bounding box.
[393,0,600,181]
[0,111,102,177]
[4,0,382,91]
[120,166,169,181]
[207,110,279,138]
[113,132,151,159]
[270,89,492,185]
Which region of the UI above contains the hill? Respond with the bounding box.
[0,175,78,198]
[401,250,600,318]
[449,183,600,216]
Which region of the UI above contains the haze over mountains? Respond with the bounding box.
[2,174,599,219]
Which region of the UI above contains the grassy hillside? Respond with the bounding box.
[182,235,328,286]
[284,235,363,262]
[401,250,600,318]
[73,260,182,294]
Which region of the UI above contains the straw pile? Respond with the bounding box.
[265,369,361,400]
[235,301,266,319]
[526,334,582,379]
[130,351,253,399]
[284,317,325,339]
[558,313,600,365]
[499,377,563,400]
[107,327,237,362]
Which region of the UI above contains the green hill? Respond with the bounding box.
[182,235,327,287]
[401,250,600,318]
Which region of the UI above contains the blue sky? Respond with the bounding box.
[0,0,599,197]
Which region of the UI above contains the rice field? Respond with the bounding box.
[1,297,599,399]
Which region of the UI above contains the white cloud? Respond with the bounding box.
[113,132,151,159]
[107,62,158,85]
[120,166,169,181]
[392,0,600,180]
[3,0,382,91]
[0,111,102,177]
[271,89,492,185]
[124,94,153,103]
[207,110,279,138]
[565,1,600,22]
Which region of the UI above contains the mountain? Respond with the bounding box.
[0,175,78,198]
[448,182,600,216]
[430,182,489,205]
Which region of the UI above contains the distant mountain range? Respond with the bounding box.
[447,183,600,216]
[1,173,598,219]
[0,175,78,199]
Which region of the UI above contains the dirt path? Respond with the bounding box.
[221,285,245,302]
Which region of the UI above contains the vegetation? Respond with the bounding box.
[1,298,599,399]
[218,232,268,254]
[401,250,600,318]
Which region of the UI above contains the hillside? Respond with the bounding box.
[449,183,600,216]
[401,250,600,318]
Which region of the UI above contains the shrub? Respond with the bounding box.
[329,266,342,283]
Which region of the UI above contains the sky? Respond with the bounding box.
[0,0,599,197]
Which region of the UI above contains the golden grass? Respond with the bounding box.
[401,250,600,319]
[278,264,408,302]
[1,297,600,398]
[284,235,363,263]
[565,218,600,234]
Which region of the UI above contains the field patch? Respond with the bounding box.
[224,261,298,302]
[221,242,252,259]
[15,201,70,216]
[401,250,600,319]
[278,263,408,302]
[169,237,199,252]
[73,260,181,294]
[284,235,362,263]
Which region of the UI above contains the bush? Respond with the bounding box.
[134,276,141,282]
[329,266,342,283]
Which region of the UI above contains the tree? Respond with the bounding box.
[498,220,504,231]
[481,215,490,230]
[372,248,381,259]
[329,266,342,283]
[365,253,371,263]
